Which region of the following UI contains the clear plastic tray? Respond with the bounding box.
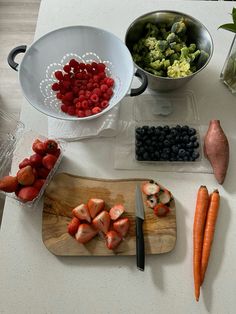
[0,109,65,207]
[114,91,212,173]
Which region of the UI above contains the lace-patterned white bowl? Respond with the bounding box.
[17,26,136,121]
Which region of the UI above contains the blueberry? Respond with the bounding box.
[190,135,197,142]
[149,146,155,153]
[157,126,163,131]
[191,151,200,160]
[143,152,150,160]
[183,135,190,143]
[186,142,193,148]
[175,135,180,143]
[163,125,170,133]
[136,140,143,147]
[178,148,186,157]
[164,140,171,147]
[188,128,196,136]
[145,139,152,146]
[154,151,160,159]
[163,147,171,154]
[171,145,179,153]
[161,153,169,160]
[193,141,199,148]
[175,125,181,131]
[181,131,188,136]
[181,125,189,132]
[158,135,165,142]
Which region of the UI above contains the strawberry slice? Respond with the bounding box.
[153,203,170,217]
[72,204,91,223]
[142,181,160,196]
[113,218,130,237]
[158,189,171,204]
[87,198,105,218]
[109,204,125,220]
[92,210,110,234]
[75,223,98,243]
[67,217,80,236]
[146,195,158,209]
[106,230,122,250]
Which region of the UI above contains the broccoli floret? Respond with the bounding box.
[150,59,171,71]
[144,37,158,50]
[167,59,192,78]
[156,40,168,52]
[145,22,159,38]
[189,43,197,53]
[170,42,184,52]
[165,47,175,57]
[161,59,171,69]
[132,53,143,64]
[169,53,180,64]
[180,47,201,63]
[166,32,177,43]
[148,50,165,61]
[171,20,187,36]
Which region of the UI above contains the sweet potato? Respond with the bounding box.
[204,120,229,184]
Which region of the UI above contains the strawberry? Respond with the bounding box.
[72,204,91,223]
[67,217,80,236]
[32,139,46,155]
[158,189,171,204]
[0,176,18,193]
[32,179,46,191]
[153,203,170,217]
[17,165,35,186]
[109,204,125,220]
[87,198,105,218]
[18,186,39,202]
[42,154,58,170]
[113,218,130,237]
[19,158,31,169]
[37,167,50,179]
[142,181,160,196]
[92,210,110,234]
[75,223,98,243]
[105,230,122,250]
[44,139,58,154]
[29,154,43,168]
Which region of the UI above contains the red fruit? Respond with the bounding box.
[37,167,50,179]
[33,179,45,191]
[158,189,171,204]
[146,195,158,209]
[29,154,43,168]
[106,77,115,87]
[75,224,98,243]
[53,148,61,158]
[85,109,92,117]
[142,181,160,196]
[109,204,125,221]
[106,230,122,250]
[113,218,130,237]
[67,106,76,116]
[67,217,80,236]
[51,83,60,91]
[153,203,170,217]
[19,158,31,169]
[32,139,46,155]
[90,93,99,103]
[63,64,71,73]
[54,71,63,80]
[64,92,74,101]
[17,165,35,186]
[92,210,110,234]
[56,92,63,99]
[76,110,85,118]
[100,100,109,109]
[18,186,39,202]
[92,107,101,115]
[72,204,91,223]
[87,198,105,218]
[0,176,18,193]
[61,104,68,113]
[100,84,108,92]
[69,58,79,68]
[42,154,58,170]
[44,139,58,154]
[97,63,106,72]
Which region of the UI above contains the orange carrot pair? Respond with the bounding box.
[193,186,220,302]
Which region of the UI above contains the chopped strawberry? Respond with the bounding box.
[146,195,158,208]
[153,203,170,217]
[158,189,171,204]
[67,217,80,236]
[106,230,122,250]
[109,204,125,220]
[75,223,98,243]
[113,218,130,237]
[87,198,105,218]
[92,210,110,234]
[72,204,91,223]
[142,181,160,196]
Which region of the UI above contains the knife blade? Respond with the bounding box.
[135,184,145,271]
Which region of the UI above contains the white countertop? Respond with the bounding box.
[1,1,236,313]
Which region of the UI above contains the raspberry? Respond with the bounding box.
[62,81,71,89]
[90,94,99,103]
[64,92,74,101]
[97,63,106,73]
[56,92,63,99]
[86,82,93,91]
[54,71,64,80]
[63,74,71,81]
[63,64,71,73]
[67,106,76,115]
[85,91,91,98]
[85,109,92,116]
[85,64,92,73]
[101,100,109,108]
[51,83,60,91]
[92,107,102,114]
[98,72,106,80]
[78,90,85,96]
[76,73,83,80]
[73,87,79,94]
[93,88,102,97]
[78,95,86,102]
[106,77,115,87]
[106,88,113,97]
[61,104,68,113]
[91,62,98,69]
[81,100,89,109]
[100,84,108,92]
[93,75,100,82]
[93,83,99,88]
[102,92,111,101]
[76,110,85,118]
[69,59,79,68]
[79,63,86,70]
[75,102,82,109]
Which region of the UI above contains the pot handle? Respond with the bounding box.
[130,69,148,96]
[7,45,27,71]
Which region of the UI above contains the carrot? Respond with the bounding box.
[200,190,220,285]
[193,185,209,302]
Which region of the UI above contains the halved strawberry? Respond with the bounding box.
[75,223,98,243]
[87,198,105,218]
[153,203,170,217]
[146,195,158,209]
[72,204,91,223]
[67,217,80,236]
[142,181,160,196]
[109,204,125,220]
[106,230,122,250]
[92,210,110,234]
[158,189,171,204]
[113,218,130,237]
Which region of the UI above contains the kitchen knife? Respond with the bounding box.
[135,184,145,271]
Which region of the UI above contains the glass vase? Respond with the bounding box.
[220,34,236,94]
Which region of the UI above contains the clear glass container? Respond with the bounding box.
[220,34,236,94]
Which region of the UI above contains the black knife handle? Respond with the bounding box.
[136,217,145,271]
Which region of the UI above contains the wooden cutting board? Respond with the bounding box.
[42,173,176,256]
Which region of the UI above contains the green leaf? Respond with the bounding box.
[232,8,236,25]
[218,23,236,33]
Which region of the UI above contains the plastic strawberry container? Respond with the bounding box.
[0,109,65,207]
